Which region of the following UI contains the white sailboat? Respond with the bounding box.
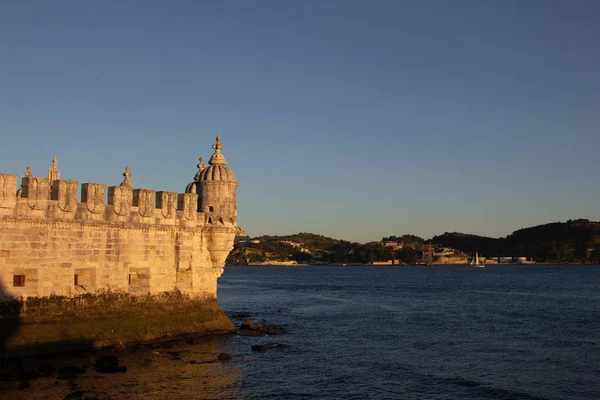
[471,251,484,268]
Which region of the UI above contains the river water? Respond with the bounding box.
[2,265,599,399]
[218,265,600,400]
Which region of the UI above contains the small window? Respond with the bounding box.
[13,275,25,287]
[208,217,213,224]
[74,274,79,286]
[208,206,214,212]
[128,273,138,285]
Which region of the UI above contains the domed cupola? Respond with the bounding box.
[184,136,237,196]
[185,157,205,195]
[198,136,236,182]
[185,136,238,223]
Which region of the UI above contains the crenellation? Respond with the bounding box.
[156,191,177,219]
[81,183,106,215]
[1,137,240,302]
[177,192,199,225]
[50,179,79,220]
[133,188,155,218]
[107,185,133,220]
[0,174,18,213]
[19,176,50,217]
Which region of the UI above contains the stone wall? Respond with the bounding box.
[0,171,239,300]
[4,292,235,356]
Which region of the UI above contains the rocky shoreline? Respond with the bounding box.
[1,311,289,399]
[2,292,235,358]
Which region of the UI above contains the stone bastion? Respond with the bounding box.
[0,137,241,354]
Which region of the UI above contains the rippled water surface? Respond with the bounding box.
[218,265,600,400]
[2,265,599,399]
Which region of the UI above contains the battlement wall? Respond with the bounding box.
[0,173,208,228]
[0,172,237,300]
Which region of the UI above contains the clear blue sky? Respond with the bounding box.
[1,1,599,243]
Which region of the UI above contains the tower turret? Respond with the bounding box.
[192,136,239,275]
[198,136,238,225]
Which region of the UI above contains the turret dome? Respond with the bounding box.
[198,164,235,182]
[200,135,236,182]
[185,136,236,194]
[185,157,205,194]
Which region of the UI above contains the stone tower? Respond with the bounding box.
[187,136,239,276]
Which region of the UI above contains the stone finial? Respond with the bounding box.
[25,165,32,178]
[193,157,206,181]
[208,135,227,166]
[48,156,60,187]
[120,166,134,188]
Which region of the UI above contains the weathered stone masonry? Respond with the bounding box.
[0,136,240,301]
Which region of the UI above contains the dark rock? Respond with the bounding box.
[159,342,174,349]
[95,355,127,373]
[95,355,118,370]
[186,338,199,345]
[264,325,287,335]
[83,397,100,400]
[276,343,289,348]
[18,381,31,390]
[57,366,85,380]
[240,320,264,332]
[217,353,232,361]
[38,363,56,376]
[64,390,84,399]
[251,345,269,352]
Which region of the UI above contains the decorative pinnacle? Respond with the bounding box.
[208,135,227,165]
[48,156,60,185]
[25,165,32,178]
[194,157,206,181]
[120,166,134,188]
[213,135,223,151]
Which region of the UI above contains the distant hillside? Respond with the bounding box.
[506,219,600,262]
[227,219,600,265]
[226,232,397,265]
[430,219,600,263]
[428,233,504,258]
